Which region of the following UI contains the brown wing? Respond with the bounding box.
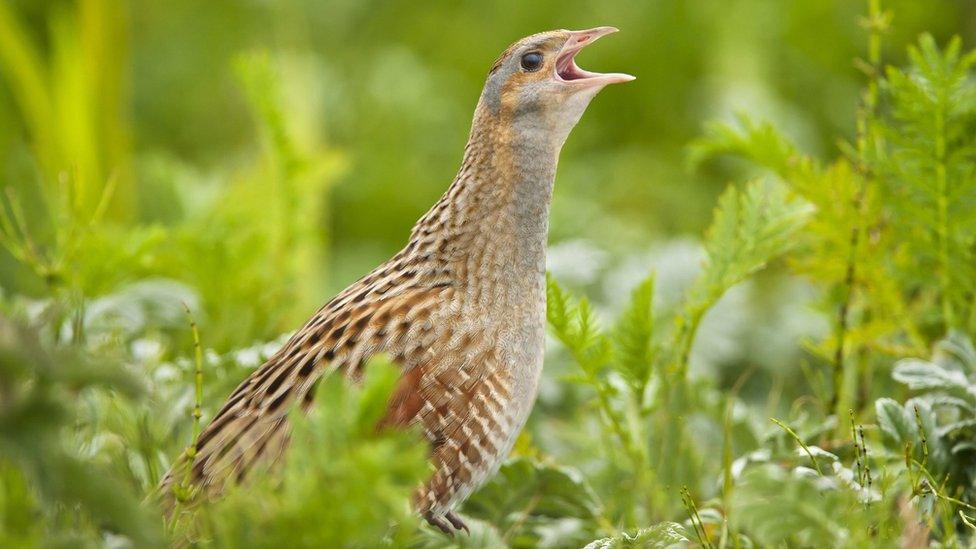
[158,269,453,509]
[380,328,518,515]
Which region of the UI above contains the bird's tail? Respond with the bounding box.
[154,392,298,523]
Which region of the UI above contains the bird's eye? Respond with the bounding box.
[520,52,544,72]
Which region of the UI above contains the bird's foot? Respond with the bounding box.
[445,511,470,534]
[424,511,469,536]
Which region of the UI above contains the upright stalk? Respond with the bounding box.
[831,0,885,423]
[934,87,955,328]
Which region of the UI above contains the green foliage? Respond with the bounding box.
[0,315,163,546]
[689,33,976,430]
[582,522,689,549]
[171,51,344,348]
[871,332,976,535]
[547,275,613,382]
[880,35,976,329]
[1,1,976,547]
[688,115,817,185]
[613,276,657,397]
[670,27,976,546]
[698,179,811,299]
[546,274,661,522]
[549,16,976,549]
[674,178,812,375]
[0,0,131,220]
[463,457,602,548]
[188,358,429,548]
[0,4,344,349]
[730,464,900,546]
[545,175,809,528]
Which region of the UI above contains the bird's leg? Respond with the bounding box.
[445,511,470,534]
[424,512,455,536]
[424,511,470,536]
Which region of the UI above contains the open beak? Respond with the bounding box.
[554,27,635,87]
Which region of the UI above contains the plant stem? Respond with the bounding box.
[176,303,204,500]
[771,418,823,475]
[934,82,955,328]
[831,0,885,422]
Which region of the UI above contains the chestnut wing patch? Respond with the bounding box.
[158,283,451,505]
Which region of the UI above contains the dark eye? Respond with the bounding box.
[520,52,543,72]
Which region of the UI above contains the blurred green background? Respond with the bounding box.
[0,0,973,406]
[2,1,976,545]
[0,0,973,420]
[2,0,972,301]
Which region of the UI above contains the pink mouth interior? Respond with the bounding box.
[556,51,597,81]
[552,29,634,85]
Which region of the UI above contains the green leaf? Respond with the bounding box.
[938,418,976,437]
[354,355,402,436]
[879,34,976,328]
[672,179,813,375]
[83,278,201,339]
[613,274,656,393]
[198,360,429,547]
[908,394,975,412]
[731,464,895,546]
[688,179,813,311]
[583,522,690,549]
[546,272,571,334]
[687,114,818,186]
[892,359,970,393]
[0,316,162,546]
[462,457,601,547]
[935,331,976,373]
[546,274,611,378]
[875,397,916,447]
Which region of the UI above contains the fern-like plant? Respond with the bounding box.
[546,177,811,533]
[878,36,976,330]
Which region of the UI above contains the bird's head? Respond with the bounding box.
[478,27,634,145]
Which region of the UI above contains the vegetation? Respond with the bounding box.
[2,0,976,547]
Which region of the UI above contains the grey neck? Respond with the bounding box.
[408,107,564,286]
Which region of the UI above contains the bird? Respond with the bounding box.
[159,26,634,534]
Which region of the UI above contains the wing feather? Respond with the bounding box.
[158,280,451,511]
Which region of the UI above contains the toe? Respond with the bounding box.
[424,512,455,536]
[445,511,470,534]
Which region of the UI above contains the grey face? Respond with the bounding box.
[478,28,635,145]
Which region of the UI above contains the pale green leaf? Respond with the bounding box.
[892,358,970,393]
[875,397,916,447]
[583,522,689,549]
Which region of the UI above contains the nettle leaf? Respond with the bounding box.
[688,179,813,310]
[892,358,970,393]
[462,457,601,547]
[546,275,612,377]
[613,274,656,392]
[686,114,817,185]
[583,522,689,549]
[876,398,917,447]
